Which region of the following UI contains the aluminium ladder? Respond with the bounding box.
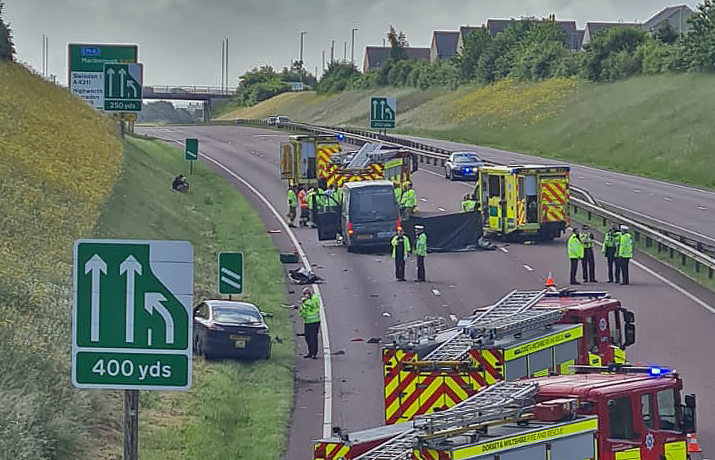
[386,316,449,346]
[347,141,383,169]
[423,289,547,361]
[354,381,538,460]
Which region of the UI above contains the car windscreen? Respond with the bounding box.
[212,306,262,325]
[454,154,481,164]
[349,187,398,223]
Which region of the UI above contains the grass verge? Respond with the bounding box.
[91,137,294,460]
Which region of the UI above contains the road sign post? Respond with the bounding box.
[218,252,243,295]
[103,63,143,112]
[186,138,198,175]
[72,239,193,390]
[370,96,396,129]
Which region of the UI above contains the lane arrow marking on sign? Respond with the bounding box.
[127,80,138,98]
[85,254,107,342]
[118,68,127,98]
[144,292,174,344]
[119,255,142,343]
[106,68,115,97]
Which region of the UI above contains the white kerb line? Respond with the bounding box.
[200,153,335,438]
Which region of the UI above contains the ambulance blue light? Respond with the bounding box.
[337,134,345,141]
[649,367,668,376]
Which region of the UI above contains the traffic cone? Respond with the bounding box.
[687,433,702,453]
[545,272,557,289]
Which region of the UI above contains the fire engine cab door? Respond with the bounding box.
[315,195,342,241]
[280,142,295,180]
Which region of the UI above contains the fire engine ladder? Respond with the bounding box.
[466,308,565,346]
[354,382,538,460]
[347,142,383,169]
[386,316,449,346]
[423,290,547,362]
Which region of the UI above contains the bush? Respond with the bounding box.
[317,62,360,94]
[0,1,15,61]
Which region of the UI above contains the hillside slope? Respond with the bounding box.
[0,62,122,459]
[222,74,715,189]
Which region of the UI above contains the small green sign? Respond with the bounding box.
[103,63,143,113]
[370,96,396,129]
[186,138,199,161]
[72,239,193,390]
[218,252,243,295]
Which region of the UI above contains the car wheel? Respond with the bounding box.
[195,336,210,359]
[263,344,272,360]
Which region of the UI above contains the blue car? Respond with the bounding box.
[445,152,484,181]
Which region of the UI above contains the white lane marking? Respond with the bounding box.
[419,198,428,202]
[200,153,335,438]
[579,176,586,179]
[437,207,446,212]
[523,264,534,271]
[664,196,673,202]
[592,241,715,315]
[606,182,613,186]
[500,247,509,253]
[633,189,641,193]
[698,206,707,210]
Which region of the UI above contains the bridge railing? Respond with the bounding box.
[144,85,237,95]
[221,117,715,281]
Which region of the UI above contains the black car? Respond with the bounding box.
[193,300,271,359]
[444,152,484,181]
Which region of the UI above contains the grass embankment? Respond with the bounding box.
[0,60,292,460]
[221,74,715,189]
[95,137,293,460]
[0,63,122,459]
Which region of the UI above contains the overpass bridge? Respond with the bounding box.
[143,85,238,120]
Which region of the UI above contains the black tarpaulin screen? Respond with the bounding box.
[404,212,482,253]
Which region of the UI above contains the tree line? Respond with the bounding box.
[0,2,15,61]
[314,1,715,94]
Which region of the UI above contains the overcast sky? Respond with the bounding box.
[4,1,696,86]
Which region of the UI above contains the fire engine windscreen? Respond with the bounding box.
[349,186,400,223]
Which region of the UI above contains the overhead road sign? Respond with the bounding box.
[72,239,193,390]
[370,96,396,129]
[68,43,138,110]
[218,252,243,295]
[103,63,143,112]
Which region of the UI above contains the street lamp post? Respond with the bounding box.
[351,28,358,65]
[299,31,307,66]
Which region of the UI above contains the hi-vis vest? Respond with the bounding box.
[568,234,584,259]
[618,232,633,258]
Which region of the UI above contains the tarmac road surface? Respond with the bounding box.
[402,134,715,243]
[137,125,715,457]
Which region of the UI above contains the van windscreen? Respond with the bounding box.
[350,187,397,223]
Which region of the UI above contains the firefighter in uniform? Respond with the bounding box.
[287,186,298,227]
[400,182,417,220]
[602,224,621,283]
[299,286,321,359]
[414,225,428,282]
[461,193,477,212]
[298,185,309,227]
[391,229,411,281]
[568,228,584,285]
[580,224,596,282]
[618,225,633,285]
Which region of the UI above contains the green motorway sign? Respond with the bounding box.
[218,252,243,295]
[68,44,138,110]
[103,63,143,112]
[72,239,193,390]
[370,96,396,129]
[186,138,199,161]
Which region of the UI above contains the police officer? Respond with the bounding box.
[393,181,402,205]
[618,225,633,285]
[299,287,321,359]
[461,193,477,212]
[414,225,428,282]
[400,182,417,220]
[287,186,298,227]
[567,227,584,285]
[602,224,620,283]
[580,224,596,282]
[391,228,411,281]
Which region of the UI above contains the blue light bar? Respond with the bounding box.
[337,134,345,141]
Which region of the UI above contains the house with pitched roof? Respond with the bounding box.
[581,21,642,47]
[455,25,483,55]
[430,31,460,62]
[643,4,693,34]
[362,46,431,72]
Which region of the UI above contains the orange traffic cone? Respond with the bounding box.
[545,272,557,289]
[687,433,702,453]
